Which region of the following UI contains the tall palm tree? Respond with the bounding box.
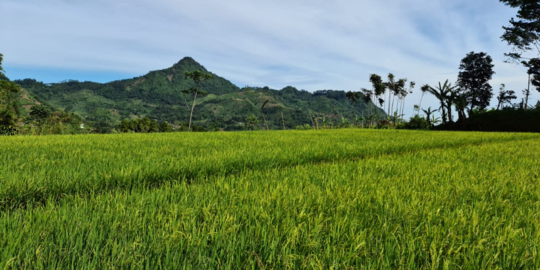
[424,80,456,125]
[445,88,458,123]
[346,90,361,125]
[496,84,517,110]
[361,88,373,126]
[398,81,415,123]
[370,74,386,123]
[385,74,407,125]
[419,84,429,116]
[422,107,438,128]
[386,73,395,117]
[453,93,468,129]
[182,71,212,131]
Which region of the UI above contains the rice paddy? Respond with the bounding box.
[1,129,539,269]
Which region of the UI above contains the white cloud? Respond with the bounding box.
[1,0,536,117]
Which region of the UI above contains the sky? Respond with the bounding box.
[0,0,536,118]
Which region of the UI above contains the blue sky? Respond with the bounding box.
[0,0,535,117]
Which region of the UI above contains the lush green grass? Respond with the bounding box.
[1,129,539,269]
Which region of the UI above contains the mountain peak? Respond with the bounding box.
[173,57,204,69]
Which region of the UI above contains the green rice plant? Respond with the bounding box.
[1,130,538,211]
[0,130,539,268]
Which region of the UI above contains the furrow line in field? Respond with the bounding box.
[0,135,535,213]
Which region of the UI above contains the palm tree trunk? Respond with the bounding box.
[447,102,453,123]
[400,98,404,123]
[401,97,405,122]
[387,91,391,116]
[281,111,286,130]
[261,112,269,130]
[440,104,447,125]
[370,100,373,127]
[391,93,396,125]
[526,73,531,109]
[418,93,424,116]
[188,91,198,131]
[309,111,316,130]
[395,98,399,120]
[470,93,475,112]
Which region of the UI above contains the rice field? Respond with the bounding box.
[1,129,540,269]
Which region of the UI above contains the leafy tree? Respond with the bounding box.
[118,118,162,133]
[29,105,51,123]
[92,120,113,134]
[525,58,540,90]
[149,119,159,133]
[456,52,496,111]
[402,115,429,130]
[0,54,3,72]
[500,0,540,62]
[245,114,259,130]
[137,117,152,133]
[0,53,8,81]
[496,84,517,110]
[345,91,360,105]
[0,82,20,113]
[182,71,212,131]
[119,119,133,133]
[0,54,22,123]
[500,0,540,109]
[159,121,173,132]
[0,109,17,135]
[522,58,540,108]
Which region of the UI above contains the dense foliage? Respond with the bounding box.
[0,53,22,134]
[500,0,540,61]
[456,52,496,111]
[1,130,539,268]
[466,107,540,132]
[500,0,540,108]
[118,117,177,133]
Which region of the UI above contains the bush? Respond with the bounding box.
[398,115,430,130]
[295,124,312,130]
[467,108,540,132]
[0,110,17,135]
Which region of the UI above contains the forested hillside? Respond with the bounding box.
[15,57,383,130]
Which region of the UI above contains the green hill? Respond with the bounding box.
[14,57,384,130]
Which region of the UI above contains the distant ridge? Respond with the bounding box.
[14,57,384,130]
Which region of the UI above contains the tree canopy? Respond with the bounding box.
[500,0,540,61]
[0,53,4,74]
[456,52,495,111]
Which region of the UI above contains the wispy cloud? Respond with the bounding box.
[0,0,535,116]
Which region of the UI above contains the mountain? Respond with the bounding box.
[17,89,43,116]
[14,57,384,130]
